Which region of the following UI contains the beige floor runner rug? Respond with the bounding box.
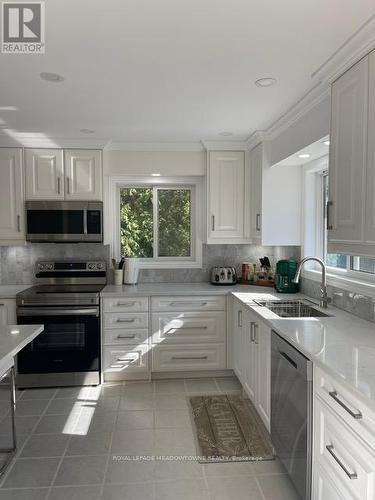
[190,394,275,463]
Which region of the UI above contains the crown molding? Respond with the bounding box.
[0,134,108,149]
[201,140,248,151]
[245,131,265,151]
[107,140,204,152]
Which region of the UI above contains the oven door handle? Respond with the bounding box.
[17,308,99,317]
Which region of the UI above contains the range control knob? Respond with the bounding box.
[97,263,103,270]
[38,264,45,270]
[88,263,95,270]
[46,264,53,270]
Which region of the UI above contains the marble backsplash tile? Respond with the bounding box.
[301,277,375,324]
[0,243,300,285]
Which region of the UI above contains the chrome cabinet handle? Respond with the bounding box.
[254,323,259,344]
[256,213,261,231]
[57,177,61,195]
[238,310,243,327]
[327,201,333,230]
[17,215,21,232]
[326,445,357,480]
[116,318,136,323]
[67,177,70,194]
[329,391,362,419]
[117,356,137,362]
[212,215,215,231]
[171,356,208,360]
[166,326,208,335]
[169,301,207,307]
[0,304,4,307]
[250,322,255,342]
[117,334,136,339]
[117,302,136,307]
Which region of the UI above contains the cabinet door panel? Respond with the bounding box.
[25,149,64,200]
[0,148,24,240]
[365,51,375,244]
[250,144,263,241]
[256,322,271,431]
[328,57,368,246]
[208,151,244,239]
[64,150,102,200]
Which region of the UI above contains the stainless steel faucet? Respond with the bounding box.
[292,256,331,309]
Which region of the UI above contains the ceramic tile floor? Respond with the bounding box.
[0,377,300,500]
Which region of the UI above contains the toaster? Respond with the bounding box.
[210,267,237,285]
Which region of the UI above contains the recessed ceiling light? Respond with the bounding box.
[80,128,95,134]
[255,78,277,88]
[40,72,64,82]
[151,173,161,177]
[298,153,311,159]
[219,132,233,137]
[323,140,330,146]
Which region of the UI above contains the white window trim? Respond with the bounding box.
[105,175,203,269]
[302,157,375,298]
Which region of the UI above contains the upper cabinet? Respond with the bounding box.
[64,150,102,200]
[25,149,102,201]
[207,151,248,243]
[0,148,24,242]
[328,50,375,256]
[25,149,64,200]
[249,143,263,242]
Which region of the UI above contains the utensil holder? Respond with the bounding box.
[114,269,123,285]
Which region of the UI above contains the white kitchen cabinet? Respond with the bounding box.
[328,56,368,249]
[249,143,263,242]
[207,151,246,242]
[0,299,16,326]
[365,50,375,245]
[0,148,24,242]
[64,150,102,200]
[232,299,271,431]
[312,366,375,500]
[24,149,64,200]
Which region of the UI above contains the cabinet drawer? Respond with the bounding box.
[151,312,225,344]
[314,397,375,500]
[315,366,375,450]
[103,297,148,313]
[103,312,148,329]
[152,344,226,372]
[103,345,149,375]
[103,328,148,345]
[151,295,225,312]
[312,461,350,500]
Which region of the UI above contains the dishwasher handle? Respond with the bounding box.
[279,350,298,370]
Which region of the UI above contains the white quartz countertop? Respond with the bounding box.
[101,283,271,296]
[232,290,375,412]
[0,324,44,378]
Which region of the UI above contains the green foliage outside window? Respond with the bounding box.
[120,187,191,258]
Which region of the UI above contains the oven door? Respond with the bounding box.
[17,307,100,374]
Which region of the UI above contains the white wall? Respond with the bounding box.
[103,150,206,176]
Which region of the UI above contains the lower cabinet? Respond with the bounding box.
[232,298,271,431]
[152,344,226,372]
[0,299,16,326]
[312,367,375,500]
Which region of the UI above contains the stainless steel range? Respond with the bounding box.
[16,260,107,388]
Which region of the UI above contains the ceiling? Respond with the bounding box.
[0,0,375,146]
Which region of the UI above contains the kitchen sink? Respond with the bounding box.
[253,299,333,318]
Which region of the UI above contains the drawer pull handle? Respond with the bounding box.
[169,302,208,307]
[166,326,208,334]
[171,356,208,360]
[329,391,362,420]
[116,319,136,323]
[117,334,136,339]
[117,302,136,307]
[326,445,357,480]
[117,356,137,362]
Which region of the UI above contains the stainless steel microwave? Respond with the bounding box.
[25,201,103,243]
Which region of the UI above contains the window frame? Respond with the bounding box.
[106,176,203,269]
[302,157,375,295]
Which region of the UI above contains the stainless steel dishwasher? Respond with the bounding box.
[271,331,313,500]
